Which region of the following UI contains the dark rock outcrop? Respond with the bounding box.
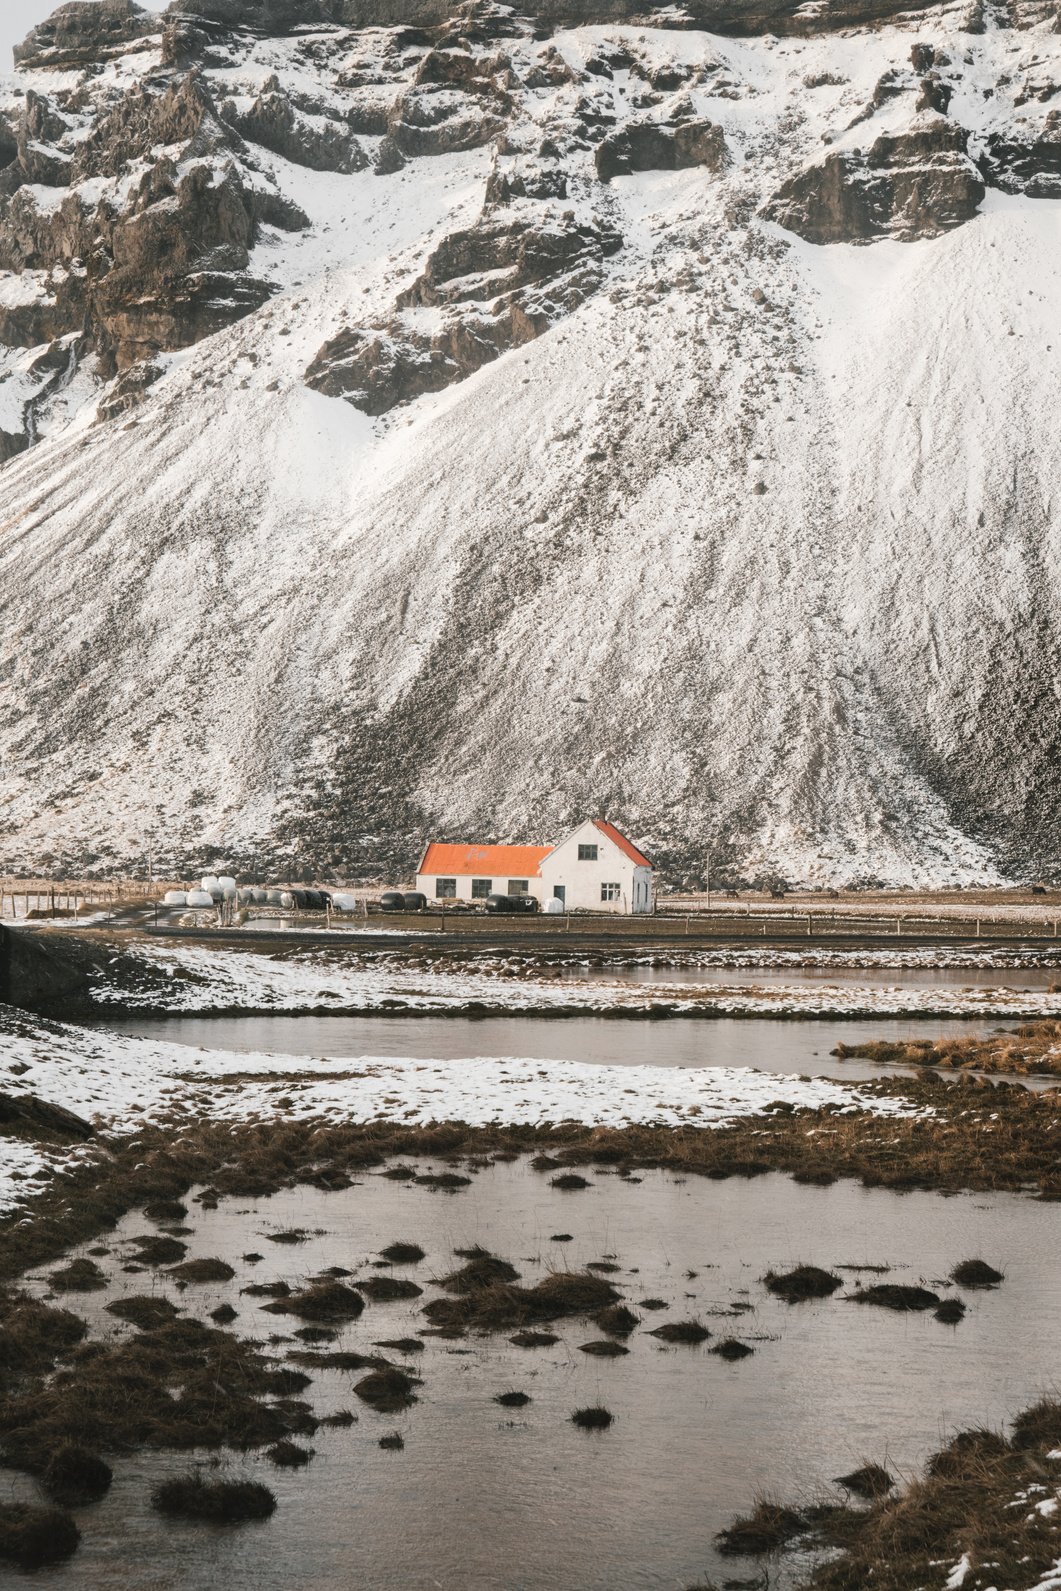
[223,77,368,172]
[765,119,985,242]
[979,113,1061,196]
[14,0,160,69]
[595,118,729,181]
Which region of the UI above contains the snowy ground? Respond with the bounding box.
[0,999,919,1217]
[92,941,1061,1020]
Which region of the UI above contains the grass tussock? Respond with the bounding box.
[716,1499,807,1555]
[934,1297,967,1324]
[40,1443,113,1506]
[0,1503,80,1568]
[833,1019,1061,1077]
[152,1473,276,1523]
[950,1258,1004,1288]
[353,1367,419,1411]
[106,1295,181,1330]
[571,1405,613,1430]
[494,1391,531,1407]
[509,1330,559,1348]
[265,1440,313,1467]
[378,1431,404,1450]
[47,1256,108,1293]
[711,1338,753,1360]
[833,1463,894,1499]
[649,1320,711,1344]
[143,1200,188,1224]
[421,1269,619,1335]
[167,1257,235,1284]
[0,1293,86,1391]
[764,1266,842,1303]
[131,1235,188,1267]
[850,1284,940,1312]
[264,1280,365,1322]
[3,1090,1060,1299]
[437,1255,520,1292]
[750,1398,1061,1589]
[579,1339,629,1357]
[594,1304,639,1336]
[380,1242,425,1264]
[358,1277,423,1302]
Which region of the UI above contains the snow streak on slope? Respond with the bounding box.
[0,9,1059,884]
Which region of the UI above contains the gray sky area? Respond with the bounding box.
[1,1,166,73]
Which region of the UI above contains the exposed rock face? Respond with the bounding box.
[764,119,985,243]
[980,114,1061,196]
[3,1,1061,881]
[13,0,159,69]
[595,118,728,181]
[306,208,622,411]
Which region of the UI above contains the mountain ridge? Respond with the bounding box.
[0,0,1059,883]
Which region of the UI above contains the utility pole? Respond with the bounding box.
[705,850,711,912]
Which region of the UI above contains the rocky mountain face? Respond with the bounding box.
[0,0,1059,882]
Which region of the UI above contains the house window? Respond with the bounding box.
[471,878,491,899]
[601,882,620,902]
[435,877,456,898]
[508,879,529,896]
[578,843,598,861]
[553,885,566,904]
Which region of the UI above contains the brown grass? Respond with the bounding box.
[152,1473,276,1522]
[422,1269,619,1334]
[950,1258,1004,1288]
[760,1399,1061,1589]
[380,1242,425,1264]
[0,1503,80,1568]
[834,1019,1061,1076]
[849,1284,940,1312]
[571,1405,613,1430]
[763,1266,842,1303]
[649,1320,711,1344]
[47,1257,107,1293]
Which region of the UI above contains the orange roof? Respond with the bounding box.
[418,842,552,878]
[593,819,653,869]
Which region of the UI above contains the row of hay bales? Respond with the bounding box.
[162,878,360,913]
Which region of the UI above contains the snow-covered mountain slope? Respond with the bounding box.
[0,0,1060,884]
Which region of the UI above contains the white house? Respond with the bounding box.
[414,819,655,915]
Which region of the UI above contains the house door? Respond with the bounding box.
[553,886,566,904]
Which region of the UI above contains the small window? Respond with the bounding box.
[507,879,529,896]
[578,843,598,861]
[471,878,491,899]
[601,882,620,903]
[435,877,456,899]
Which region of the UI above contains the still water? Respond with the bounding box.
[17,1161,1061,1589]
[105,1011,1005,1086]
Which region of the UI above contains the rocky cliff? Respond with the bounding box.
[0,0,1060,883]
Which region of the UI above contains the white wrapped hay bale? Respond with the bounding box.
[162,890,187,906]
[201,875,220,893]
[187,890,214,907]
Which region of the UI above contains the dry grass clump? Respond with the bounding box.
[509,1330,559,1348]
[422,1269,619,1334]
[358,1277,423,1302]
[168,1257,234,1284]
[0,1315,317,1477]
[437,1255,520,1292]
[0,1293,86,1390]
[772,1400,1061,1589]
[265,1280,364,1321]
[380,1242,425,1264]
[374,1337,424,1354]
[950,1258,1004,1288]
[934,1297,966,1324]
[571,1405,613,1430]
[579,1339,629,1357]
[764,1266,842,1303]
[211,1303,239,1324]
[265,1440,313,1467]
[495,1391,531,1407]
[649,1320,711,1344]
[353,1367,419,1411]
[0,1503,80,1567]
[850,1284,940,1312]
[834,1020,1061,1077]
[833,1463,894,1498]
[711,1338,753,1361]
[551,1173,590,1191]
[48,1256,108,1293]
[106,1295,181,1330]
[716,1500,807,1555]
[40,1443,113,1506]
[131,1234,188,1266]
[152,1473,276,1522]
[143,1200,188,1224]
[639,1297,668,1311]
[595,1304,639,1336]
[378,1431,404,1450]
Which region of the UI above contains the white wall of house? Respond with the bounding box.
[414,870,545,903]
[539,821,655,914]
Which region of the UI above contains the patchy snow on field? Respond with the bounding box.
[92,942,1061,1020]
[0,1001,918,1215]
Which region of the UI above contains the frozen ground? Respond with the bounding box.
[92,941,1061,1020]
[0,1000,918,1216]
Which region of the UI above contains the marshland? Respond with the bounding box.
[3,926,1061,1587]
